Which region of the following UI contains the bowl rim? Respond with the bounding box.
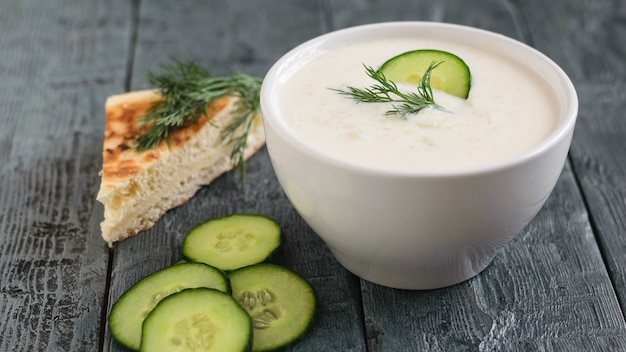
[260,21,579,178]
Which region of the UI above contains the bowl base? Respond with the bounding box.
[331,249,497,290]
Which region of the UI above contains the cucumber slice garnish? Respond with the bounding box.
[108,263,230,351]
[230,264,316,352]
[140,288,252,352]
[182,214,282,271]
[379,49,471,99]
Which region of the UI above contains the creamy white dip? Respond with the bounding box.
[278,38,558,171]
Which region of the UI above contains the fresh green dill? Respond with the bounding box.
[331,61,443,119]
[134,61,262,178]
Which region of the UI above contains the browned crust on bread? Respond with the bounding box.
[101,90,231,189]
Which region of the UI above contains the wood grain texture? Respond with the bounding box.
[0,0,132,351]
[0,0,624,351]
[328,0,525,40]
[361,164,625,351]
[516,0,626,314]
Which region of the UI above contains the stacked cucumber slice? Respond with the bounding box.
[379,49,471,99]
[108,263,231,350]
[182,214,282,271]
[230,264,316,352]
[141,288,252,352]
[108,214,316,352]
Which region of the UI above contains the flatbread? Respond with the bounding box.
[97,89,265,246]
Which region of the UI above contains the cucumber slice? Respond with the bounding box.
[182,214,282,271]
[379,49,471,99]
[108,263,230,351]
[229,264,316,352]
[141,288,252,352]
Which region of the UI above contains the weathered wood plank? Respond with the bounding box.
[328,0,626,350]
[360,164,626,351]
[0,0,622,351]
[0,0,132,351]
[329,0,524,39]
[517,0,626,314]
[103,1,366,351]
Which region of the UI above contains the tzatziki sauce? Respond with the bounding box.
[278,38,558,171]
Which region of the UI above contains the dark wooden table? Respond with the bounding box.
[1,0,626,351]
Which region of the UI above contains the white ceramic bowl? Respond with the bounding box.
[260,22,578,290]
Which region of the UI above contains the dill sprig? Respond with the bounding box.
[332,61,443,119]
[135,61,262,178]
